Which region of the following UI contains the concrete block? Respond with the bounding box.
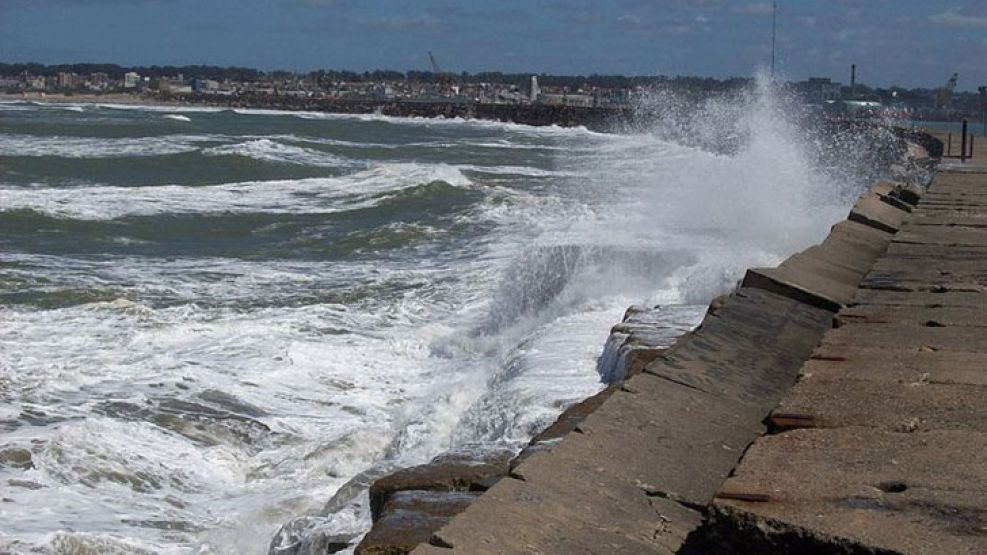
[848,192,909,233]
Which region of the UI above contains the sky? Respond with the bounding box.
[1,0,985,90]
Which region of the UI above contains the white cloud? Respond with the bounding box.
[797,16,816,28]
[930,7,987,29]
[737,2,773,16]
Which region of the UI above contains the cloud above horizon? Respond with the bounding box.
[1,0,984,89]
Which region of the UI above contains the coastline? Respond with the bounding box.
[327,130,941,555]
[0,92,630,131]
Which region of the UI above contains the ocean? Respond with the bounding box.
[0,89,870,553]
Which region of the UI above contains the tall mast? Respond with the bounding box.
[770,2,777,79]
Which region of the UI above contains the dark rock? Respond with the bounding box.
[0,447,34,470]
[356,491,482,554]
[368,448,513,521]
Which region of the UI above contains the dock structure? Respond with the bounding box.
[710,156,987,554]
[355,131,987,555]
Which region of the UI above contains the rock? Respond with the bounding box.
[0,447,34,470]
[268,516,355,555]
[355,491,481,555]
[368,448,514,521]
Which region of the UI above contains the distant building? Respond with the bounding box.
[124,72,140,89]
[87,72,110,91]
[57,72,78,89]
[540,93,594,107]
[191,78,219,93]
[530,76,539,103]
[802,77,842,104]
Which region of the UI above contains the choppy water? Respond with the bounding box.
[1,89,873,554]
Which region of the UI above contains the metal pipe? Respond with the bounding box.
[962,120,968,163]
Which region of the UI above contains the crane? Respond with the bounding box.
[936,73,958,109]
[428,51,443,76]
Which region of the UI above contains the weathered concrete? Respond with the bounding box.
[414,286,831,554]
[350,139,940,555]
[710,428,987,555]
[848,192,909,233]
[742,219,899,312]
[711,167,987,554]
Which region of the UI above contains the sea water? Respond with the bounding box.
[0,84,877,554]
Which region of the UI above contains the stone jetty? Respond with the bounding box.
[334,129,972,555]
[709,152,987,554]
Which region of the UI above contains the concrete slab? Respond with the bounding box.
[742,266,859,311]
[412,285,832,554]
[837,304,987,327]
[848,193,909,233]
[821,322,987,352]
[850,288,987,307]
[417,449,699,554]
[824,220,895,257]
[710,428,987,555]
[799,347,987,387]
[894,225,987,247]
[648,288,831,409]
[774,376,987,432]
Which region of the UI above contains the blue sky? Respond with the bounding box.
[1,0,985,90]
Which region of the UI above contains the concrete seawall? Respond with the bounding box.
[708,148,987,554]
[342,132,944,554]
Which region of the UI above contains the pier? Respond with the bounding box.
[710,146,987,554]
[351,131,987,554]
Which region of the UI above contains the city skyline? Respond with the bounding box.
[1,1,985,91]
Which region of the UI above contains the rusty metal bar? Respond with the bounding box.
[767,412,820,432]
[961,120,968,163]
[715,491,773,503]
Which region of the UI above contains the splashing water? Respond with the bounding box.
[0,76,903,555]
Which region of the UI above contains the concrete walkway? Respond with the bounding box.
[711,164,987,554]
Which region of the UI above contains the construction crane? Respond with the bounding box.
[427,51,452,85]
[936,73,958,109]
[428,51,442,76]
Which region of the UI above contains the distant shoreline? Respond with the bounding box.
[0,91,178,107]
[0,91,631,131]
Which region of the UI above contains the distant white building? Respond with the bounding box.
[124,72,140,89]
[530,76,539,103]
[540,93,594,107]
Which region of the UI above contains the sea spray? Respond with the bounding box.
[272,75,904,553]
[0,88,904,555]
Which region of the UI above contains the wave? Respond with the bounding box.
[162,114,191,122]
[0,133,219,158]
[0,163,475,220]
[202,138,351,168]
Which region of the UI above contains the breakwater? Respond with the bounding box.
[710,149,987,554]
[163,93,632,131]
[324,132,942,554]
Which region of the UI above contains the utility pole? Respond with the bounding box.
[850,64,856,100]
[770,2,777,79]
[980,86,986,137]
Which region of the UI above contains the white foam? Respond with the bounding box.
[0,76,885,555]
[0,163,473,219]
[162,114,192,122]
[202,138,350,168]
[0,133,216,158]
